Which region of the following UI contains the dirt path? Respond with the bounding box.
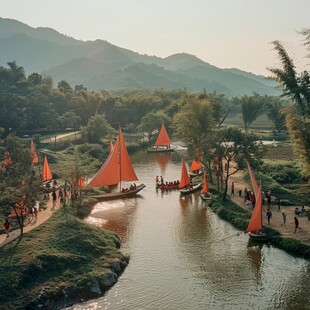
[229,170,310,245]
[0,191,62,247]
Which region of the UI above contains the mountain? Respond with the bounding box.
[0,17,279,96]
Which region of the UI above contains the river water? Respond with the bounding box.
[70,151,310,310]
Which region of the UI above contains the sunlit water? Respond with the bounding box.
[70,151,310,310]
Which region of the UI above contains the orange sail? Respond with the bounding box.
[42,155,52,182]
[202,172,209,193]
[155,123,171,146]
[179,160,191,189]
[89,127,138,187]
[30,139,39,164]
[2,151,14,171]
[72,176,87,190]
[246,184,263,232]
[190,159,202,172]
[247,162,259,196]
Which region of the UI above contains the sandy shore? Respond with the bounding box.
[229,170,310,245]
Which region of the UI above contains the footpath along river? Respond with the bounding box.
[70,150,310,310]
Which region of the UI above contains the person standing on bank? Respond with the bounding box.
[231,182,235,196]
[4,218,10,238]
[282,212,287,226]
[293,216,302,233]
[52,190,57,208]
[266,208,272,225]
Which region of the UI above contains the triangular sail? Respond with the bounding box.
[190,159,202,172]
[246,184,263,232]
[155,123,171,146]
[202,171,209,193]
[31,140,39,164]
[42,155,52,181]
[89,127,138,187]
[179,160,191,189]
[247,161,259,196]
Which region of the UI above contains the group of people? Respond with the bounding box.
[162,180,180,187]
[121,183,137,193]
[155,176,165,186]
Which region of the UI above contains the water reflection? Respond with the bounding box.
[154,155,171,174]
[70,152,310,310]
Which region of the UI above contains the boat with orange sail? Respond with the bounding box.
[189,159,203,178]
[88,127,145,200]
[246,162,268,242]
[179,160,202,195]
[147,123,176,153]
[200,172,212,202]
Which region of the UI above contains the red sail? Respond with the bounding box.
[190,159,202,172]
[179,160,191,189]
[246,184,263,232]
[31,139,39,164]
[155,123,171,146]
[247,162,259,196]
[42,155,52,181]
[202,172,209,193]
[89,127,138,187]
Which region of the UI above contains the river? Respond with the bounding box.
[70,151,310,310]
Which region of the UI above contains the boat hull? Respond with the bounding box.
[248,232,269,242]
[180,183,202,195]
[200,192,212,202]
[147,147,176,153]
[159,184,179,190]
[89,184,146,200]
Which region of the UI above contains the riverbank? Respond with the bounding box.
[207,169,310,259]
[0,202,128,309]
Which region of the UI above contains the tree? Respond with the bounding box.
[268,38,310,177]
[137,111,170,137]
[173,95,216,145]
[217,128,264,201]
[264,97,286,133]
[240,95,264,131]
[0,135,42,236]
[82,114,115,143]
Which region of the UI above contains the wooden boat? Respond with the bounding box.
[200,172,212,202]
[180,183,202,195]
[89,184,146,200]
[147,123,176,153]
[159,183,179,190]
[178,159,202,195]
[88,127,145,200]
[246,162,268,242]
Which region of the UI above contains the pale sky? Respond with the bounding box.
[1,0,309,75]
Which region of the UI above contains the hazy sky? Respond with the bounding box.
[1,0,309,75]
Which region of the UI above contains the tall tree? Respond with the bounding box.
[268,38,310,177]
[240,95,264,131]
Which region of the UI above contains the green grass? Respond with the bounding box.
[0,207,128,309]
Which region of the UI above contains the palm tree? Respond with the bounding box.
[268,39,310,176]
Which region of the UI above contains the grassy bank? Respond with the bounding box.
[208,196,310,259]
[0,206,128,309]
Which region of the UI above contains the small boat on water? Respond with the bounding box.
[246,162,268,242]
[189,159,203,178]
[147,123,176,153]
[200,172,212,202]
[159,183,179,191]
[88,127,146,200]
[179,160,202,195]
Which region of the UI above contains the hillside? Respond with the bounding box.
[0,17,279,96]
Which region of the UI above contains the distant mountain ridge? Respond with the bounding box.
[0,17,279,96]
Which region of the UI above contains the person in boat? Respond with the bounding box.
[156,176,159,185]
[160,176,164,185]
